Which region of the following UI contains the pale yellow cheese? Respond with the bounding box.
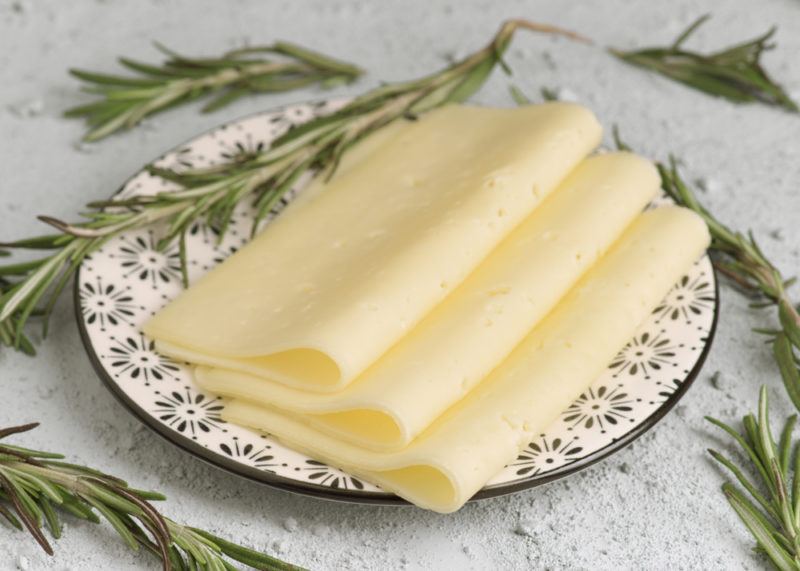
[144,103,602,392]
[222,206,711,513]
[194,152,660,451]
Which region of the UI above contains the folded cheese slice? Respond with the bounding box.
[222,206,711,513]
[194,152,660,451]
[144,103,602,392]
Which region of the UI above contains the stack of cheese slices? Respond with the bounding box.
[144,103,710,513]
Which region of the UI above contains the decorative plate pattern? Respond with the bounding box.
[75,101,718,505]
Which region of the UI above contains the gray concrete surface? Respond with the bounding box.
[1,0,799,569]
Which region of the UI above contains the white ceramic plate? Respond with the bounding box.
[75,100,718,504]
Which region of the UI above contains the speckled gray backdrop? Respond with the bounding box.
[1,0,798,569]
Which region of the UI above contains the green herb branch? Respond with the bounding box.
[66,42,364,141]
[658,160,800,415]
[0,18,587,356]
[0,422,303,570]
[610,14,798,112]
[708,387,800,569]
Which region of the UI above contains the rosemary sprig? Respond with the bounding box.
[708,387,800,569]
[0,18,587,355]
[657,156,800,413]
[613,128,800,414]
[610,15,798,112]
[0,422,302,570]
[66,42,363,141]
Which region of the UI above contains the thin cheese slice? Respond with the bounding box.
[222,206,711,513]
[144,103,602,392]
[194,152,660,451]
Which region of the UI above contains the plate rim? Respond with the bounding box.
[73,103,720,506]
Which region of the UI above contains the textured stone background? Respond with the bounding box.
[1,0,799,569]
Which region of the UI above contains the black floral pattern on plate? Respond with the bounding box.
[79,278,138,330]
[285,105,315,125]
[219,135,266,163]
[207,244,239,269]
[188,219,222,245]
[652,377,683,404]
[163,146,198,170]
[106,334,180,385]
[511,436,583,477]
[112,232,181,288]
[152,387,225,439]
[219,437,278,472]
[608,331,679,379]
[562,385,638,433]
[298,460,365,490]
[652,274,715,325]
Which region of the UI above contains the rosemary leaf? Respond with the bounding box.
[200,88,250,113]
[0,469,52,554]
[724,483,795,571]
[508,84,531,105]
[793,443,800,517]
[0,234,66,250]
[85,496,141,551]
[707,448,777,519]
[39,496,62,539]
[781,303,800,349]
[540,86,559,101]
[445,56,499,104]
[779,416,798,477]
[610,15,798,112]
[775,334,800,413]
[0,497,23,530]
[58,493,100,523]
